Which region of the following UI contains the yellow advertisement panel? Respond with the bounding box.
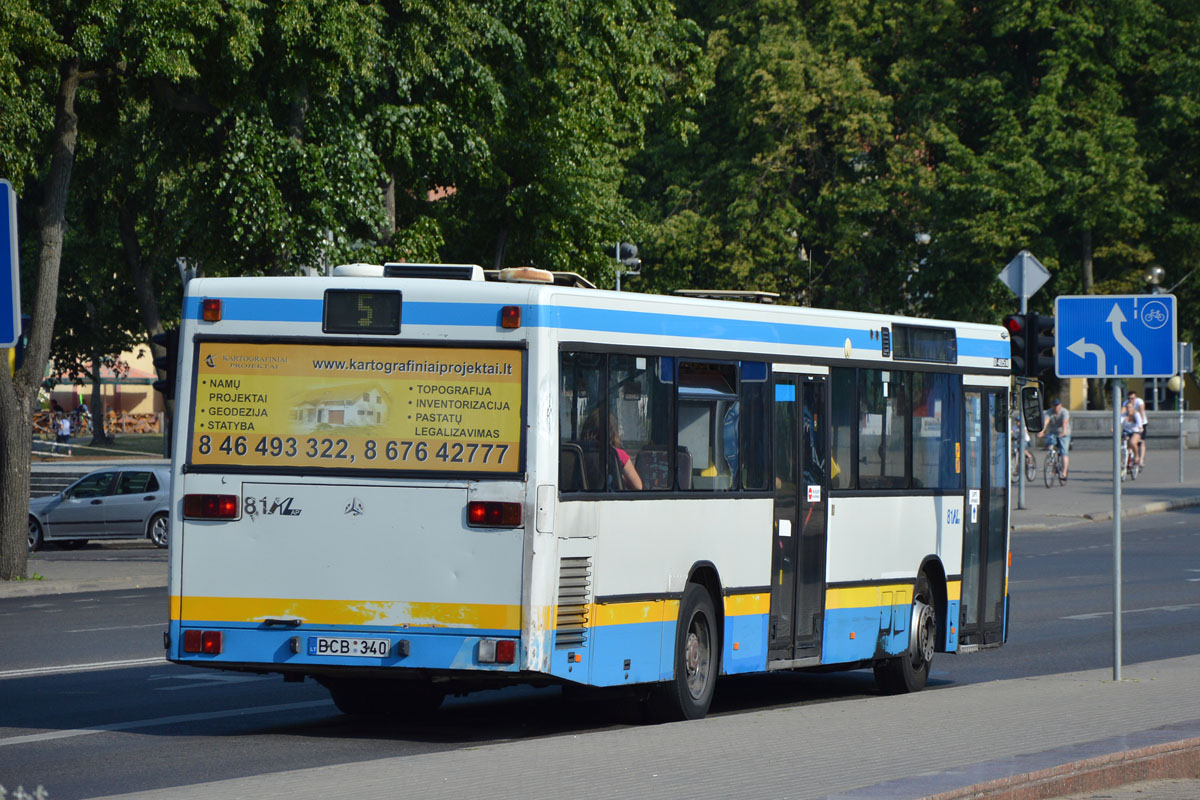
[188,342,523,473]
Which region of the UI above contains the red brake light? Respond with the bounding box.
[467,501,522,527]
[183,629,224,654]
[202,298,222,322]
[183,494,239,519]
[495,639,516,664]
[500,305,521,329]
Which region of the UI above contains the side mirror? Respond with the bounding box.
[1021,384,1045,434]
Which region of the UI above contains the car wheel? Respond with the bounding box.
[147,512,169,548]
[28,517,44,552]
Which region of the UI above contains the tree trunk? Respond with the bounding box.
[1,59,82,580]
[381,173,396,244]
[116,202,171,428]
[492,225,509,270]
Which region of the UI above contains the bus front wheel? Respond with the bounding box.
[646,583,718,721]
[874,574,935,694]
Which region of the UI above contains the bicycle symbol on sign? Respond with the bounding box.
[1142,301,1169,330]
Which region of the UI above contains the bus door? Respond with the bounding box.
[769,369,829,663]
[960,389,1008,646]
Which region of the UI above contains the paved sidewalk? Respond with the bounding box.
[83,655,1200,800]
[1010,445,1200,531]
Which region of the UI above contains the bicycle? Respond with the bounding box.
[1120,434,1140,481]
[1011,436,1036,483]
[1043,441,1067,487]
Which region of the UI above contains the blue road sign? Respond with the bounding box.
[1055,294,1177,378]
[1,179,19,348]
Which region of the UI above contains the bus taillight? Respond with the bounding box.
[478,639,516,664]
[466,501,522,528]
[183,494,240,519]
[183,630,223,654]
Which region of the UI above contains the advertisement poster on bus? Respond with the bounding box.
[187,341,523,474]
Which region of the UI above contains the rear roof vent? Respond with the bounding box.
[383,263,484,281]
[331,263,385,277]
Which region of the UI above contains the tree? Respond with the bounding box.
[0,0,224,580]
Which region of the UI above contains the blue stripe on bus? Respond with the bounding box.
[775,384,796,401]
[186,296,1008,359]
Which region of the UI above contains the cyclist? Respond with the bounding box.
[1124,390,1146,466]
[1121,402,1143,473]
[1037,397,1070,479]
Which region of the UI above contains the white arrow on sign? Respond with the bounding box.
[1107,304,1142,375]
[1066,337,1106,374]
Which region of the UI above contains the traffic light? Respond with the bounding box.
[1028,313,1056,377]
[152,328,180,400]
[1003,314,1027,376]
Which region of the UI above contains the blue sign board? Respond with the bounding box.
[1,179,19,348]
[1054,294,1177,378]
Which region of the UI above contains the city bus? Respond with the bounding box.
[163,262,1032,720]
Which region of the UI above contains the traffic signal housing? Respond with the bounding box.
[152,328,180,400]
[1003,314,1027,376]
[1028,313,1055,377]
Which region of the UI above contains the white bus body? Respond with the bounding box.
[165,264,1012,718]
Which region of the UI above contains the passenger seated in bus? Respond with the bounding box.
[581,409,643,490]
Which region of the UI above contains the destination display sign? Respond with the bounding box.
[188,341,523,473]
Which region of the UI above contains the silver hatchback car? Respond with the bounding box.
[28,466,171,551]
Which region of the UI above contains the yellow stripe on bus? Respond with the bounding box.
[947,580,961,601]
[172,596,521,630]
[826,584,912,610]
[574,592,767,630]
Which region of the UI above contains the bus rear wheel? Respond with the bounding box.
[320,678,444,718]
[874,575,936,695]
[646,583,718,721]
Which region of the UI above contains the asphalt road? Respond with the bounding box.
[2,507,1199,799]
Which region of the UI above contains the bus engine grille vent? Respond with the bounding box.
[555,557,592,649]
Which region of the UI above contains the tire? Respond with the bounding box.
[321,678,443,718]
[874,575,935,695]
[1024,452,1037,482]
[147,513,169,548]
[28,517,44,552]
[646,583,719,721]
[1043,452,1055,488]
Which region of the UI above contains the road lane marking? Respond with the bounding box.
[1061,602,1200,620]
[0,700,332,748]
[65,623,166,633]
[0,657,165,678]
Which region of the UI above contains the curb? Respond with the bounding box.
[1013,494,1200,532]
[924,736,1200,800]
[1083,495,1200,522]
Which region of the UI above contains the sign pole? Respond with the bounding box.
[1113,380,1123,681]
[1018,292,1028,509]
[1181,342,1187,485]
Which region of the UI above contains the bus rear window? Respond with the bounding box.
[187,341,524,475]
